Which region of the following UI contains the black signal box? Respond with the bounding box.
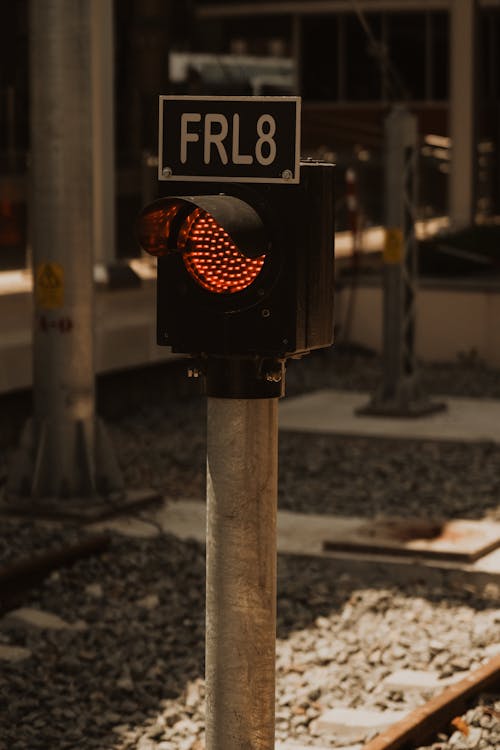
[142,161,335,361]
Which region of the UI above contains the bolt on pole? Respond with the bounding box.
[205,396,277,750]
[4,0,124,509]
[359,106,444,417]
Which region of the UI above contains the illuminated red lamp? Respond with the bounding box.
[138,200,266,294]
[179,209,265,294]
[137,200,185,257]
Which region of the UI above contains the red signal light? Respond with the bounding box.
[179,208,265,294]
[138,200,266,294]
[137,200,186,257]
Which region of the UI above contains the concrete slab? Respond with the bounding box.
[382,669,460,694]
[91,499,500,584]
[312,707,408,743]
[279,390,500,443]
[149,500,500,562]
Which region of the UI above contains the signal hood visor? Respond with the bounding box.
[137,195,268,259]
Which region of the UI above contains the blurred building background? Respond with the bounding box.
[0,0,500,391]
[0,0,499,271]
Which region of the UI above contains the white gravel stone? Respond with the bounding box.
[185,679,203,708]
[0,644,32,662]
[312,707,408,742]
[84,583,103,598]
[483,642,500,657]
[136,593,160,609]
[2,607,87,631]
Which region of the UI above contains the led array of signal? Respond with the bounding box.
[181,212,265,294]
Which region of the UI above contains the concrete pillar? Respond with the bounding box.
[4,0,124,506]
[449,0,477,228]
[91,0,116,266]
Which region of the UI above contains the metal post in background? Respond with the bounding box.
[291,14,301,96]
[340,166,362,343]
[90,0,140,288]
[3,0,157,517]
[359,106,444,417]
[5,86,17,173]
[91,0,116,269]
[205,397,277,750]
[449,0,477,229]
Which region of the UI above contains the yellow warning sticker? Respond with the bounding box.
[35,262,64,309]
[383,228,404,264]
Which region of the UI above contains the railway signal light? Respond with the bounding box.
[137,160,335,396]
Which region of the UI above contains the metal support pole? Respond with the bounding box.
[291,14,301,96]
[206,397,277,750]
[91,0,116,268]
[359,107,444,417]
[382,108,418,403]
[449,0,477,229]
[29,0,99,497]
[3,0,128,513]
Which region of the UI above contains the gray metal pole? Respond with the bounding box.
[206,397,277,750]
[4,0,123,504]
[449,0,476,229]
[91,0,116,267]
[382,106,417,402]
[358,106,444,417]
[30,0,96,496]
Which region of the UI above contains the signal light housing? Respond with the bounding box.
[137,160,335,397]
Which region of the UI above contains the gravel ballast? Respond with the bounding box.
[1,348,499,749]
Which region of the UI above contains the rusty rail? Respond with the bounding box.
[363,654,500,750]
[0,533,111,613]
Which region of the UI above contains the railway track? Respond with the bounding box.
[1,353,499,748]
[0,532,110,616]
[0,516,498,749]
[363,655,500,750]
